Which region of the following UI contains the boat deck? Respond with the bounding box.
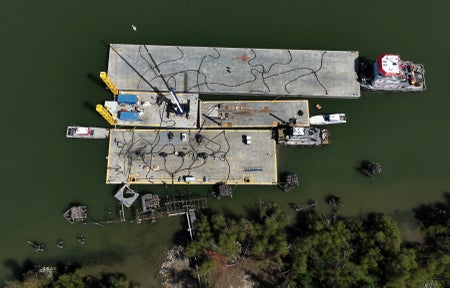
[199,99,309,128]
[104,91,198,128]
[107,44,360,98]
[106,129,277,185]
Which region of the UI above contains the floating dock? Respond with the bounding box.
[199,99,309,128]
[107,44,360,98]
[103,91,199,128]
[106,129,277,185]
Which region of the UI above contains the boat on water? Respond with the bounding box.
[276,126,329,146]
[66,126,109,139]
[310,113,346,125]
[358,54,425,92]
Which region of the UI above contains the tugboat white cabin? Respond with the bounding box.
[359,54,426,92]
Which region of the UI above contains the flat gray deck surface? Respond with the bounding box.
[107,44,360,98]
[200,100,309,128]
[106,129,277,185]
[105,91,198,128]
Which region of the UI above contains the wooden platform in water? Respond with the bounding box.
[107,44,360,98]
[106,129,277,185]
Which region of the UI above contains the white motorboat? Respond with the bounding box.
[309,113,346,125]
[66,126,109,139]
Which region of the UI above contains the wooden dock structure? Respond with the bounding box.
[165,198,207,217]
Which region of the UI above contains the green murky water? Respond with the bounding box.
[1,0,449,286]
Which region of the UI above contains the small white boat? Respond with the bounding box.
[309,113,346,125]
[66,126,109,139]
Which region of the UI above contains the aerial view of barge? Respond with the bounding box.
[358,54,426,92]
[106,129,277,185]
[78,44,426,187]
[106,44,360,98]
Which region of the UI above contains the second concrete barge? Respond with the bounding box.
[106,129,277,185]
[106,44,360,98]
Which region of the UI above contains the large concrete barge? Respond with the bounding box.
[106,129,277,185]
[107,44,360,98]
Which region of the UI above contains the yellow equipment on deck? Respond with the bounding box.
[96,104,116,125]
[100,72,118,96]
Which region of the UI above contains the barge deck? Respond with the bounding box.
[199,99,309,128]
[106,129,277,185]
[107,44,360,98]
[102,91,199,128]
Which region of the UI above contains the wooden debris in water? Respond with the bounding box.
[212,182,233,199]
[27,240,45,252]
[77,235,86,245]
[142,193,160,212]
[279,173,299,192]
[63,206,88,223]
[360,161,382,176]
[291,201,318,211]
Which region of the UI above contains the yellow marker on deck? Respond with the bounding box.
[99,72,118,96]
[96,104,116,125]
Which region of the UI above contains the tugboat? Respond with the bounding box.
[358,54,425,92]
[276,126,329,146]
[360,161,382,176]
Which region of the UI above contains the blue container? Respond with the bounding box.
[118,111,142,122]
[117,94,137,105]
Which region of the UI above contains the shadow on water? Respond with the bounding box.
[83,101,98,116]
[413,192,450,227]
[172,226,189,247]
[286,210,316,239]
[3,259,35,281]
[220,207,241,221]
[100,40,111,64]
[55,261,82,275]
[87,72,106,90]
[242,200,261,222]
